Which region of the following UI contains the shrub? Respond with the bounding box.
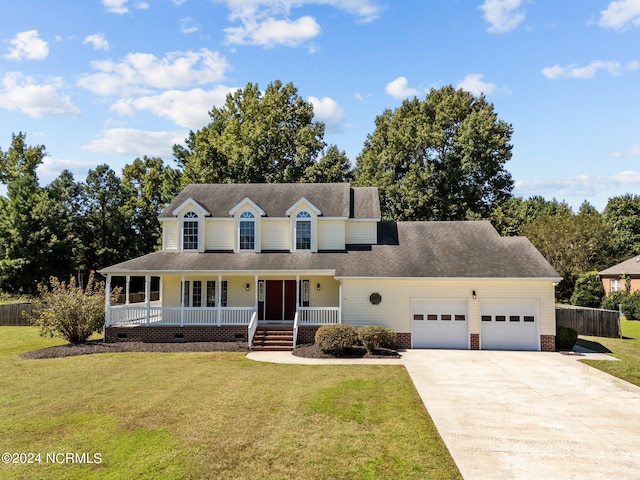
[570,272,605,308]
[358,326,397,352]
[29,272,118,345]
[315,324,358,354]
[556,325,578,350]
[620,291,640,320]
[601,291,627,311]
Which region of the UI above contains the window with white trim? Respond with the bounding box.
[183,211,199,250]
[296,211,311,250]
[239,211,255,250]
[611,279,621,292]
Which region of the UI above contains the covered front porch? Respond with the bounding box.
[104,272,341,347]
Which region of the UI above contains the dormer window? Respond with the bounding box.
[296,211,312,250]
[183,211,199,250]
[239,211,255,250]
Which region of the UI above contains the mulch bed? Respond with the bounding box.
[21,340,401,360]
[292,343,401,359]
[21,340,249,360]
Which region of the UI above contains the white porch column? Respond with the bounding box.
[254,274,258,312]
[145,275,151,326]
[295,274,300,312]
[159,276,163,304]
[180,275,185,327]
[105,274,112,327]
[217,274,222,326]
[338,280,342,324]
[125,275,131,305]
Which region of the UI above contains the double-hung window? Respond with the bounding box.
[611,279,621,293]
[296,211,311,250]
[183,211,199,250]
[239,211,255,250]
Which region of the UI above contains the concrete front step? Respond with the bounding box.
[250,345,294,352]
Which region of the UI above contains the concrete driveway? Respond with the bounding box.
[402,350,640,480]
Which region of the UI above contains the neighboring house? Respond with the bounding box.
[599,256,640,295]
[99,183,561,351]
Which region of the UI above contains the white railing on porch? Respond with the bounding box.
[297,307,340,325]
[108,306,255,326]
[247,312,258,350]
[292,311,299,349]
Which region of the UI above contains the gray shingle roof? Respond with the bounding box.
[159,183,380,219]
[600,256,640,276]
[100,221,560,279]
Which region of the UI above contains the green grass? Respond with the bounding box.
[0,327,460,480]
[578,318,640,387]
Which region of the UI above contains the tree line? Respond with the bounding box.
[1,80,637,303]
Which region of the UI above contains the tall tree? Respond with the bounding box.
[354,86,514,221]
[122,156,181,254]
[79,165,133,270]
[303,145,353,183]
[489,196,573,236]
[603,194,640,260]
[174,80,326,185]
[0,135,80,293]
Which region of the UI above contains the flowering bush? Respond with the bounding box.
[29,272,118,344]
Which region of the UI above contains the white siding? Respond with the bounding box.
[340,278,556,335]
[205,219,234,250]
[306,276,340,307]
[262,220,290,250]
[318,219,345,250]
[345,221,377,244]
[163,220,178,251]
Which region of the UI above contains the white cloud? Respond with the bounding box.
[110,86,236,128]
[224,16,321,47]
[613,144,640,157]
[0,72,80,118]
[83,33,110,51]
[4,30,49,61]
[308,96,344,133]
[385,76,420,99]
[216,0,381,47]
[180,17,200,34]
[77,48,229,96]
[82,128,186,157]
[515,171,640,197]
[102,0,149,14]
[600,0,640,31]
[456,73,497,96]
[173,0,187,5]
[479,0,525,33]
[542,60,640,79]
[37,157,95,186]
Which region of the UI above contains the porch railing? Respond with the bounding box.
[247,311,258,350]
[297,307,340,325]
[292,311,300,349]
[108,306,255,326]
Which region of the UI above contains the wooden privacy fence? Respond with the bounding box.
[555,304,621,338]
[0,303,34,326]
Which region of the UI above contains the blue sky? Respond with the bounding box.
[1,0,640,211]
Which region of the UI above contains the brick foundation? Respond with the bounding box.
[296,326,321,345]
[540,334,555,352]
[395,333,411,349]
[470,334,480,350]
[105,325,248,343]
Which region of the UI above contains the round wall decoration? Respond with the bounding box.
[369,292,382,305]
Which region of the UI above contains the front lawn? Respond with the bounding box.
[0,327,460,479]
[578,318,640,387]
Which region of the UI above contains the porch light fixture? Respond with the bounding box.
[472,290,477,299]
[316,283,321,291]
[245,283,250,291]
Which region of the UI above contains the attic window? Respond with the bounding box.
[296,211,311,250]
[239,211,255,250]
[183,211,199,250]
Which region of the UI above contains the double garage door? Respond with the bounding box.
[411,299,539,350]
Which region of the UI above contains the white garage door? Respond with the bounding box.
[412,299,469,349]
[480,300,539,351]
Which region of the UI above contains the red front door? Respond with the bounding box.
[263,280,296,321]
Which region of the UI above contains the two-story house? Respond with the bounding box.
[99,183,561,351]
